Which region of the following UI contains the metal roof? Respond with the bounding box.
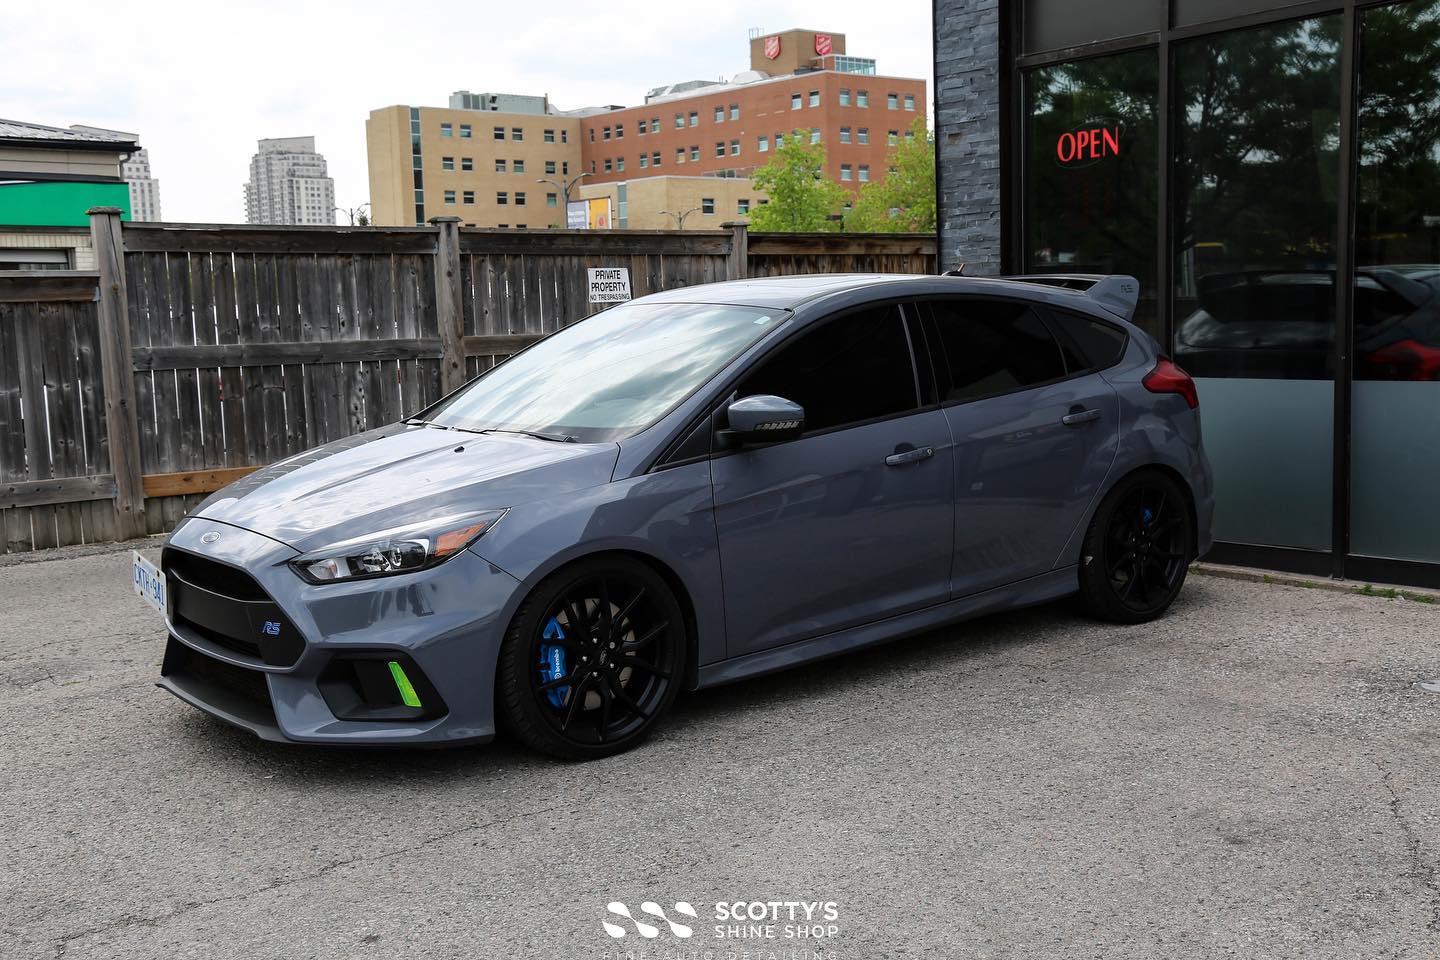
[0,120,137,151]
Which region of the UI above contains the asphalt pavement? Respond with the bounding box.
[2,540,1438,959]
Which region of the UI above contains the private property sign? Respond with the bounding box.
[587,267,632,304]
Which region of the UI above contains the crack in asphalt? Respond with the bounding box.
[1372,758,1440,935]
[49,803,569,957]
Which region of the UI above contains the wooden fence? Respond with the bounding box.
[0,210,936,553]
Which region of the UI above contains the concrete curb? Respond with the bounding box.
[1191,561,1440,604]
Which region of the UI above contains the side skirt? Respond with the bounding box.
[696,565,1080,689]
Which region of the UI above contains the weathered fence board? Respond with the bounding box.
[0,219,937,553]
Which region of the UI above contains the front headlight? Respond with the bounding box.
[289,509,507,584]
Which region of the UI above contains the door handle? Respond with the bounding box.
[885,445,934,467]
[1061,408,1102,426]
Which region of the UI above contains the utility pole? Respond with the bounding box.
[661,206,702,230]
[535,172,591,223]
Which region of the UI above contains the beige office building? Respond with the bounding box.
[576,176,765,230]
[367,105,583,228]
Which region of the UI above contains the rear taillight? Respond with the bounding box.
[1143,357,1199,409]
[1360,338,1440,381]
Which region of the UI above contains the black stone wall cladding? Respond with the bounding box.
[933,0,1002,274]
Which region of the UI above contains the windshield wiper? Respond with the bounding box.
[480,428,578,443]
[403,418,454,429]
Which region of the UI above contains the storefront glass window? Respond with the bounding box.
[1173,16,1341,552]
[1350,0,1440,563]
[1024,50,1159,335]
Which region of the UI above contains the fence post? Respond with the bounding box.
[430,216,467,396]
[724,221,749,280]
[87,206,147,540]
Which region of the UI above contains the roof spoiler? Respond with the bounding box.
[943,270,1140,323]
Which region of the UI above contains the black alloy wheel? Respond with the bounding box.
[1079,470,1194,624]
[497,556,686,759]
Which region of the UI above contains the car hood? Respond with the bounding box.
[192,422,620,553]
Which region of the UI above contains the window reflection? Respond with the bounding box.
[1173,17,1342,379]
[1024,51,1159,336]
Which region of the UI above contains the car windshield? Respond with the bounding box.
[424,301,786,442]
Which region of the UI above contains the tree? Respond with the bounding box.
[845,117,936,233]
[747,132,849,232]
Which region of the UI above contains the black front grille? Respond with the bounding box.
[163,548,268,601]
[163,547,304,667]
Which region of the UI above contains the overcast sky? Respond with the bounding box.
[1,1,932,224]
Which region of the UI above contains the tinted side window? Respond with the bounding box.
[925,299,1067,403]
[1048,308,1128,370]
[738,304,919,433]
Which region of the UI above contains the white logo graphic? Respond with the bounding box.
[603,901,697,939]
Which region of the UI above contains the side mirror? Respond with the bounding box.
[721,395,806,446]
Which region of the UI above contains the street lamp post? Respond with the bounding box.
[660,206,702,230]
[535,172,591,225]
[333,202,371,226]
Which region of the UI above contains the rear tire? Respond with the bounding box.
[496,556,686,760]
[1078,470,1194,624]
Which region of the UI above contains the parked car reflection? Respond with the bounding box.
[1175,266,1440,380]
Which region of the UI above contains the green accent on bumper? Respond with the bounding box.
[388,660,423,708]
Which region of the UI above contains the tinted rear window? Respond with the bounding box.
[1048,308,1128,370]
[924,299,1067,402]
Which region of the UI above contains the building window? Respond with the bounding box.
[676,147,686,163]
[690,145,699,161]
[562,161,569,174]
[443,190,456,203]
[638,119,648,135]
[546,192,558,207]
[887,93,899,110]
[730,139,740,156]
[616,123,624,138]
[810,128,821,144]
[441,122,453,137]
[498,224,508,229]
[604,159,612,173]
[857,90,869,107]
[688,111,698,127]
[589,128,596,142]
[888,130,899,145]
[715,105,725,122]
[839,127,851,144]
[675,113,685,128]
[515,192,526,205]
[544,128,556,143]
[759,135,769,152]
[905,129,916,142]
[809,90,820,107]
[562,130,569,143]
[791,93,802,110]
[511,159,523,173]
[640,154,649,168]
[462,190,475,204]
[858,165,869,182]
[545,160,555,174]
[652,151,661,166]
[737,198,750,214]
[840,88,852,106]
[904,94,916,111]
[603,126,612,140]
[840,164,852,181]
[460,124,472,139]
[857,127,869,144]
[494,126,505,141]
[701,198,715,215]
[716,141,725,158]
[442,156,455,170]
[495,159,507,172]
[616,157,625,171]
[497,192,508,205]
[729,104,739,120]
[461,157,473,171]
[651,117,659,132]
[512,128,523,141]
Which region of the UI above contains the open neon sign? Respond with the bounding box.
[1055,125,1122,167]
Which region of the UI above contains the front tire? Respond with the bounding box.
[496,556,687,760]
[1078,470,1194,624]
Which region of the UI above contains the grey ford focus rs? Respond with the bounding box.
[158,273,1213,759]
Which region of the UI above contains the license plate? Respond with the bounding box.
[132,550,166,615]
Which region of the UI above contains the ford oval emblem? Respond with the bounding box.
[201,531,221,544]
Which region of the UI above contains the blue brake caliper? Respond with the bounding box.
[538,617,570,709]
[1142,507,1154,525]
